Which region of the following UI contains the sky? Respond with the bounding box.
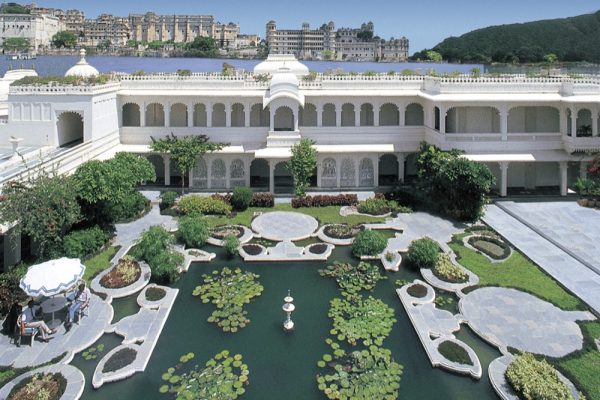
[33,0,597,52]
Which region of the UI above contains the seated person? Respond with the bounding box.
[65,283,90,329]
[21,300,56,342]
[2,301,21,335]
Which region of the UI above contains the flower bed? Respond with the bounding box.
[210,225,244,239]
[100,257,141,289]
[432,253,468,283]
[406,283,428,298]
[102,348,138,373]
[292,194,358,208]
[438,341,473,366]
[467,236,510,260]
[146,287,166,302]
[212,192,274,208]
[242,244,263,256]
[323,224,362,239]
[8,373,66,400]
[308,243,328,255]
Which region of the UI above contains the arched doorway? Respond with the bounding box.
[147,154,164,185]
[378,154,399,186]
[146,103,164,127]
[250,159,269,189]
[122,104,140,127]
[274,162,293,193]
[57,111,83,147]
[274,107,294,131]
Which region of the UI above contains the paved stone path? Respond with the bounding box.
[0,294,113,368]
[112,191,178,261]
[460,287,595,357]
[251,211,318,241]
[483,204,600,314]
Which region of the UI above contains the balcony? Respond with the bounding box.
[563,136,600,153]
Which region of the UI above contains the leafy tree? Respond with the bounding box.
[52,31,77,48]
[417,143,495,221]
[0,171,81,259]
[321,49,334,60]
[544,53,558,64]
[0,2,29,14]
[147,40,164,50]
[426,50,443,62]
[186,36,218,57]
[150,133,227,194]
[97,39,111,50]
[287,138,317,197]
[3,37,29,52]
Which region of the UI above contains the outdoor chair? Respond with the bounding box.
[14,316,37,347]
[75,301,90,324]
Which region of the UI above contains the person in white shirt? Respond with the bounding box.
[21,300,55,342]
[65,283,91,329]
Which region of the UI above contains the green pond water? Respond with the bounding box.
[72,245,500,399]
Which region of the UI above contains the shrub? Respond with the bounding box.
[62,226,110,259]
[223,235,240,257]
[146,251,183,284]
[506,353,575,400]
[100,256,141,289]
[352,230,387,257]
[130,226,183,284]
[467,236,510,260]
[177,195,232,215]
[104,191,149,223]
[160,191,179,211]
[231,186,252,211]
[433,253,468,283]
[251,192,274,207]
[406,237,440,270]
[0,264,27,316]
[291,194,358,208]
[357,198,393,215]
[178,215,209,248]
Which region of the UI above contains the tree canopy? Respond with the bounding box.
[0,2,29,14]
[150,133,227,193]
[2,37,30,52]
[287,138,317,197]
[52,31,77,48]
[185,36,218,57]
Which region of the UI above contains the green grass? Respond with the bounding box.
[555,321,600,400]
[449,233,582,310]
[83,246,118,283]
[205,204,384,228]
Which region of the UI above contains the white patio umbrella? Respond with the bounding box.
[19,257,86,297]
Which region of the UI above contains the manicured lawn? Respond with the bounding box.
[556,321,600,400]
[449,233,582,311]
[205,204,384,228]
[83,246,118,282]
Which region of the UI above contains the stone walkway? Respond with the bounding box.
[251,211,318,241]
[112,191,178,261]
[460,287,595,357]
[484,204,600,314]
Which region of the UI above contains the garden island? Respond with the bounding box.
[0,53,598,400]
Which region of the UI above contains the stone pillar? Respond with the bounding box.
[270,109,275,131]
[206,103,213,127]
[317,104,323,127]
[439,106,447,134]
[336,157,341,188]
[163,155,171,186]
[225,104,232,128]
[399,104,406,126]
[580,161,587,179]
[316,159,322,188]
[187,103,194,127]
[560,108,568,136]
[244,104,251,127]
[245,159,251,187]
[397,153,406,183]
[140,103,146,127]
[207,158,212,189]
[294,107,299,131]
[225,159,231,189]
[373,104,380,127]
[559,161,568,197]
[165,103,171,127]
[571,108,578,137]
[373,156,379,187]
[354,104,360,127]
[354,157,360,187]
[499,161,509,197]
[592,110,598,137]
[499,108,509,141]
[269,160,275,193]
[188,165,194,188]
[335,105,342,128]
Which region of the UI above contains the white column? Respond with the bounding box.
[245,159,251,187]
[559,161,568,197]
[354,104,360,127]
[336,156,341,188]
[560,108,568,136]
[225,103,232,128]
[580,161,587,179]
[140,103,146,127]
[335,104,342,127]
[399,103,406,126]
[225,159,231,189]
[354,157,360,187]
[499,108,509,141]
[571,108,578,137]
[270,108,275,131]
[592,109,598,137]
[439,106,447,134]
[316,159,322,188]
[294,107,299,131]
[244,103,251,127]
[374,104,380,127]
[188,165,194,188]
[165,103,171,127]
[206,103,213,127]
[317,104,323,127]
[373,156,379,187]
[499,161,509,197]
[269,160,275,193]
[397,153,406,183]
[187,103,194,127]
[163,155,171,186]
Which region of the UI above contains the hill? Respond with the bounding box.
[432,10,600,64]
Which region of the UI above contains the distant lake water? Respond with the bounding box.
[0,55,484,76]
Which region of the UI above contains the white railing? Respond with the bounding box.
[9,82,121,95]
[563,136,600,153]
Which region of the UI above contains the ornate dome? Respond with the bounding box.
[253,54,309,76]
[65,49,99,78]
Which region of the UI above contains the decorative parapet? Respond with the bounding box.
[9,82,121,95]
[563,136,600,153]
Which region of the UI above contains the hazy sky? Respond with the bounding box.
[34,0,597,52]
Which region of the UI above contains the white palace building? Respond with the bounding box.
[1,52,600,199]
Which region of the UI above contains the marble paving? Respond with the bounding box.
[251,211,318,241]
[484,204,600,314]
[460,287,595,357]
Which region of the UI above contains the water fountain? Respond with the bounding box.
[282,289,295,332]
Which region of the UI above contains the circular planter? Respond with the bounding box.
[307,243,328,255]
[240,243,266,257]
[91,261,151,299]
[92,344,140,389]
[0,365,85,400]
[464,234,512,263]
[407,283,428,298]
[100,259,142,289]
[137,284,169,308]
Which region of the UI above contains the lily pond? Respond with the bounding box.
[72,244,500,399]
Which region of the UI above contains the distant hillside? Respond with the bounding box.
[432,10,600,64]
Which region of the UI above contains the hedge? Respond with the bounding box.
[406,237,440,270]
[178,215,209,248]
[231,186,252,211]
[62,226,111,259]
[433,253,468,283]
[178,195,232,215]
[291,194,358,208]
[351,230,387,257]
[212,192,274,208]
[160,191,179,211]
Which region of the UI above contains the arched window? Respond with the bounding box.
[122,103,140,127]
[231,103,245,127]
[321,158,337,187]
[340,159,356,187]
[379,103,399,126]
[211,159,226,188]
[57,111,83,147]
[170,103,187,127]
[359,158,374,187]
[192,158,207,188]
[360,103,374,126]
[341,103,354,127]
[146,103,165,127]
[230,159,245,187]
[193,104,207,127]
